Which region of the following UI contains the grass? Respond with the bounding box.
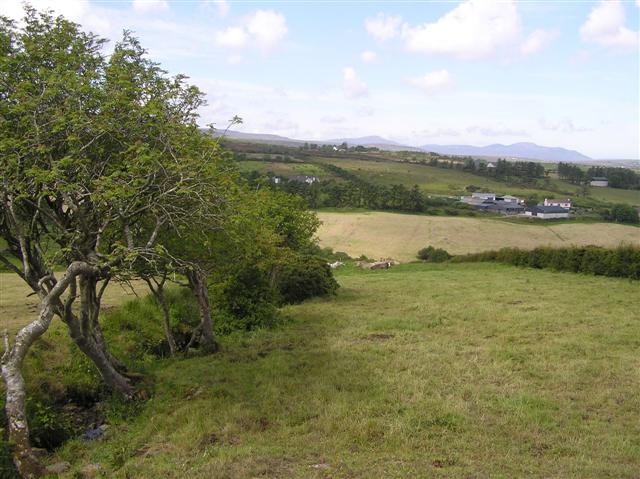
[237,155,639,206]
[316,211,640,261]
[0,273,146,334]
[46,262,640,478]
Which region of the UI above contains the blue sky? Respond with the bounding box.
[4,0,640,158]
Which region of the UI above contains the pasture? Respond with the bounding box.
[47,262,640,478]
[316,211,640,261]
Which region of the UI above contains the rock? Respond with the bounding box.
[81,426,105,442]
[46,461,71,474]
[80,463,102,478]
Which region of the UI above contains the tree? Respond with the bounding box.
[0,9,235,475]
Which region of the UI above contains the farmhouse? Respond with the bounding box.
[590,177,608,187]
[471,192,496,201]
[480,202,525,215]
[289,175,319,184]
[544,198,571,209]
[525,205,570,219]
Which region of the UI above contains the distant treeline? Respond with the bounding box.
[558,162,640,189]
[452,245,640,279]
[244,162,477,216]
[408,157,546,183]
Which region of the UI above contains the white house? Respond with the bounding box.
[525,205,570,219]
[497,195,521,204]
[471,192,496,201]
[544,198,571,209]
[590,177,608,187]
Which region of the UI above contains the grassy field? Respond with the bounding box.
[237,156,639,206]
[0,274,146,333]
[41,262,640,478]
[316,211,640,261]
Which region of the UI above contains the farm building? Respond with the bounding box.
[590,177,608,187]
[544,198,572,209]
[525,205,570,219]
[289,175,319,184]
[479,202,525,215]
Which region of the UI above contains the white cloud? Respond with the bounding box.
[202,0,230,18]
[365,13,402,42]
[466,125,527,137]
[216,26,249,49]
[521,29,559,55]
[407,69,453,94]
[401,0,521,59]
[580,0,639,49]
[357,106,375,117]
[539,118,592,133]
[246,10,288,52]
[132,0,169,14]
[321,115,347,124]
[213,9,287,53]
[360,50,378,63]
[343,67,369,99]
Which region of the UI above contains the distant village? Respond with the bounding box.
[458,174,611,219]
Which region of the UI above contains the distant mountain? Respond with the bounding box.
[210,130,592,161]
[420,142,591,162]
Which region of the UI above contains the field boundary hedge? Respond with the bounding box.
[452,245,640,279]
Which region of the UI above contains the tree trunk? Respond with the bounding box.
[1,263,91,478]
[186,268,218,353]
[59,274,135,398]
[144,278,177,356]
[156,287,177,356]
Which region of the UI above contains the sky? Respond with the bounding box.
[3,0,640,159]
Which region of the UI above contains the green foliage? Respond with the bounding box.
[212,265,280,334]
[102,288,199,360]
[453,245,640,279]
[417,246,452,262]
[275,255,339,304]
[607,203,640,224]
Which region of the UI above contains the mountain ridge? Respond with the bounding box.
[211,129,593,162]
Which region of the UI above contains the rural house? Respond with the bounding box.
[525,205,570,219]
[590,177,608,187]
[289,175,319,184]
[544,198,571,209]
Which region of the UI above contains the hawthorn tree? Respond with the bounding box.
[0,9,235,476]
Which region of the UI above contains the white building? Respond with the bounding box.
[590,177,608,187]
[544,198,571,209]
[525,205,570,219]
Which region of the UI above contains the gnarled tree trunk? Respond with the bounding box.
[1,262,93,478]
[144,276,177,356]
[185,267,218,353]
[58,273,135,398]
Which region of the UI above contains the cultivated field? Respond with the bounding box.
[317,211,640,261]
[53,263,640,478]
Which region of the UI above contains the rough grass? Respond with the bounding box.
[0,274,146,334]
[316,211,640,261]
[47,262,640,478]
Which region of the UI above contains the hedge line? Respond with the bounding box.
[452,245,640,279]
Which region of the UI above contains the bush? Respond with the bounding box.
[276,255,339,304]
[609,204,640,224]
[453,245,640,279]
[417,246,452,263]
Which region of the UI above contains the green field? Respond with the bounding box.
[37,263,640,478]
[237,155,639,207]
[316,211,640,261]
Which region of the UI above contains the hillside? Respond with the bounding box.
[43,263,640,477]
[317,211,640,261]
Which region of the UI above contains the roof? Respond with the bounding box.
[482,202,524,211]
[545,198,571,203]
[529,205,569,214]
[591,177,608,181]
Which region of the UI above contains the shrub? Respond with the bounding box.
[453,245,640,279]
[276,255,339,304]
[609,204,640,224]
[417,246,452,263]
